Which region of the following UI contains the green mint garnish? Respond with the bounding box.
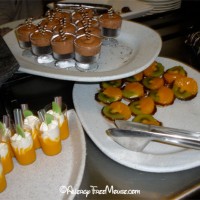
[16,125,25,138]
[52,101,61,114]
[0,122,5,136]
[23,109,33,118]
[45,113,54,125]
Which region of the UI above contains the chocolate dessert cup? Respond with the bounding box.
[74,34,102,71]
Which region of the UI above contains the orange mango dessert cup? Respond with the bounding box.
[0,160,7,193]
[0,143,13,174]
[39,119,62,156]
[24,116,41,149]
[45,103,70,140]
[10,132,36,165]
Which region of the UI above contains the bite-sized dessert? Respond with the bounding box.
[46,101,69,140]
[23,109,41,149]
[0,161,7,193]
[11,125,36,165]
[72,7,94,23]
[0,120,14,157]
[51,31,75,60]
[0,142,13,174]
[15,18,37,49]
[74,33,102,62]
[95,87,123,104]
[172,77,198,100]
[122,82,144,100]
[102,101,131,121]
[142,77,164,90]
[124,72,143,83]
[133,114,162,126]
[99,8,122,37]
[53,21,76,35]
[53,8,71,22]
[39,113,62,155]
[129,96,156,115]
[100,79,123,89]
[76,26,101,37]
[163,66,187,85]
[149,86,175,106]
[75,18,99,29]
[30,27,53,56]
[143,61,164,77]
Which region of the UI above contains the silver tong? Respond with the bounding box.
[106,120,200,151]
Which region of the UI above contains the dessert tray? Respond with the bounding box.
[3,20,161,82]
[47,0,153,20]
[0,109,86,200]
[73,57,200,173]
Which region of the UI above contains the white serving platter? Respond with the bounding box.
[0,109,86,200]
[73,57,200,173]
[3,20,161,82]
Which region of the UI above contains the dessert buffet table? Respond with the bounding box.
[1,0,200,199]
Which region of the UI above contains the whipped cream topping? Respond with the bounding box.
[40,120,60,140]
[0,143,8,158]
[24,115,40,129]
[1,123,12,142]
[11,132,33,150]
[47,110,65,125]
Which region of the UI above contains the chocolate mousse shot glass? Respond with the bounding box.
[74,33,102,72]
[15,18,37,49]
[51,31,75,68]
[99,8,122,46]
[30,27,53,63]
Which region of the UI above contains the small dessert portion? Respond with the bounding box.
[100,79,123,89]
[142,77,164,90]
[129,96,156,116]
[122,82,144,100]
[11,125,36,165]
[45,99,69,140]
[149,86,175,106]
[95,87,123,104]
[72,7,94,23]
[163,66,187,85]
[74,33,102,71]
[0,160,7,193]
[143,61,164,78]
[133,114,161,126]
[30,26,53,56]
[0,142,13,174]
[51,30,75,60]
[39,113,62,156]
[124,72,143,83]
[102,101,131,121]
[99,8,122,38]
[22,107,41,149]
[15,18,37,49]
[172,77,198,100]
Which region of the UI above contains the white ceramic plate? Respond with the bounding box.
[73,57,200,173]
[47,0,153,20]
[3,20,161,82]
[0,109,86,200]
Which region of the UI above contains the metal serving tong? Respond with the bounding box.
[106,120,200,151]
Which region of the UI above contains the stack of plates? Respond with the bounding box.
[139,0,181,14]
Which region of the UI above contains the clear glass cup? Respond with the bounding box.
[0,159,7,193]
[74,34,102,71]
[44,102,69,140]
[99,10,122,46]
[51,33,75,68]
[30,29,54,63]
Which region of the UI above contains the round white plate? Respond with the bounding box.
[3,20,161,82]
[73,57,200,173]
[0,109,86,200]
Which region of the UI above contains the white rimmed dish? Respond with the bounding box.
[0,109,86,200]
[73,57,200,173]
